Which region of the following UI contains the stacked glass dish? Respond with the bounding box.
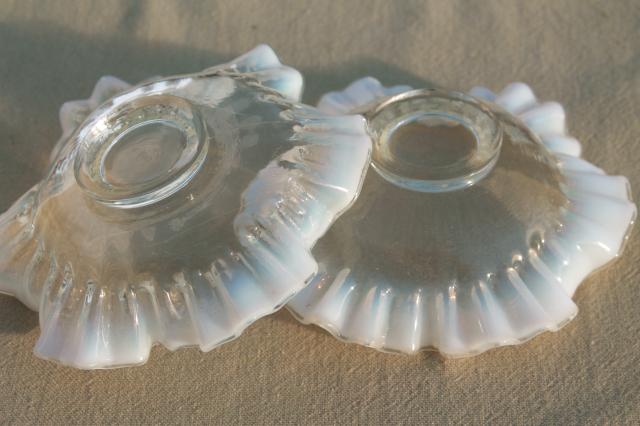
[0,46,634,368]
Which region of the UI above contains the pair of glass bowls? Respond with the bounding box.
[0,45,634,369]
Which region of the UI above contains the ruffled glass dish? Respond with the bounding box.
[0,46,371,368]
[288,78,636,356]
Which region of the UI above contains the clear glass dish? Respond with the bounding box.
[288,78,636,356]
[0,46,371,369]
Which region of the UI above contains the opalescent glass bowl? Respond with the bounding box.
[0,46,371,368]
[288,78,635,356]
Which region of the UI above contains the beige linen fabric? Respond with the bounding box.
[0,1,638,424]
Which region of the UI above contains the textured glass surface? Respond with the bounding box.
[0,46,371,368]
[288,78,636,356]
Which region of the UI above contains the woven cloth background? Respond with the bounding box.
[0,1,638,424]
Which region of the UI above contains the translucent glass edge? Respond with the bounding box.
[286,302,579,358]
[32,275,310,370]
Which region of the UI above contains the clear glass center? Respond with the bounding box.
[380,113,478,177]
[75,95,208,208]
[102,121,187,187]
[367,90,503,192]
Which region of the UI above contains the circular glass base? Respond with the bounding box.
[367,89,502,192]
[75,95,208,208]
